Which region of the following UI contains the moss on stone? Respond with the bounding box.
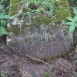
[9,0,21,15]
[31,0,71,25]
[9,0,71,21]
[8,26,23,36]
[25,38,30,43]
[9,0,71,34]
[31,16,55,26]
[53,0,71,23]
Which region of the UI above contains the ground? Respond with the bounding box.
[0,45,77,77]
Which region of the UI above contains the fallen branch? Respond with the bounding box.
[25,54,53,69]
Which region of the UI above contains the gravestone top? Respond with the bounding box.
[9,0,71,23]
[7,21,73,59]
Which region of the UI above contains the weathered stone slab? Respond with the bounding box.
[7,21,73,59]
[7,0,73,59]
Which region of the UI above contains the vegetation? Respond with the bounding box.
[44,70,51,77]
[10,0,55,16]
[23,0,55,16]
[0,0,9,36]
[0,0,56,36]
[72,0,77,3]
[66,7,77,32]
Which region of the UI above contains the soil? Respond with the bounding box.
[0,45,77,77]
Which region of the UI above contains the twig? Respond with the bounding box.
[25,54,53,69]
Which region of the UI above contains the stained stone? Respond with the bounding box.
[7,0,73,59]
[7,22,73,59]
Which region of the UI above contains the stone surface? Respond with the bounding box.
[7,0,73,59]
[7,21,73,59]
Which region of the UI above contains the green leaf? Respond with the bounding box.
[66,17,74,21]
[0,20,6,26]
[74,16,77,21]
[0,27,8,36]
[65,22,73,25]
[25,1,30,8]
[0,13,4,19]
[0,5,4,11]
[37,0,42,4]
[3,15,9,19]
[69,25,75,32]
[75,23,77,27]
[73,7,77,15]
[0,0,6,4]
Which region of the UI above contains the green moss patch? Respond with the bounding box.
[9,0,71,27]
[9,0,21,15]
[53,0,71,23]
[9,0,71,22]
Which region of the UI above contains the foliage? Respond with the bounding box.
[65,7,77,32]
[44,70,51,77]
[71,0,77,3]
[0,73,8,77]
[0,0,9,36]
[0,0,56,36]
[0,20,8,36]
[23,0,55,16]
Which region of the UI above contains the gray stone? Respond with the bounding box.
[7,20,73,59]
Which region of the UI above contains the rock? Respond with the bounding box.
[7,0,73,60]
[7,22,73,59]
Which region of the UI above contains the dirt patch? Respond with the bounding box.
[0,45,76,77]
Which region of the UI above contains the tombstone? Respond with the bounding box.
[7,0,73,59]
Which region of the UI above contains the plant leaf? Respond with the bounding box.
[0,20,6,26]
[73,7,77,15]
[74,16,77,21]
[75,23,77,27]
[65,22,73,25]
[69,25,75,32]
[0,27,8,36]
[3,15,9,19]
[0,13,4,19]
[66,17,73,21]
